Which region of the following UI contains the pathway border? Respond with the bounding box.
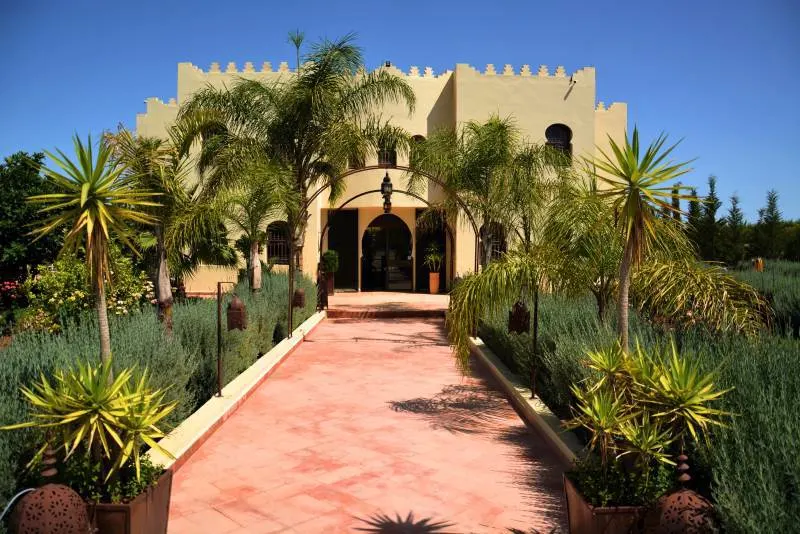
[469,336,583,467]
[148,311,327,471]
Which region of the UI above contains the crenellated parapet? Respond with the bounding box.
[595,102,626,113]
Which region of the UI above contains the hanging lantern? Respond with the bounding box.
[226,294,247,331]
[381,172,393,213]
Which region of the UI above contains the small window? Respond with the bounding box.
[545,124,573,161]
[481,222,507,262]
[266,221,290,265]
[378,143,397,167]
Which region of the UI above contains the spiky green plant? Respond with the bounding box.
[28,135,158,362]
[591,127,694,350]
[1,360,175,482]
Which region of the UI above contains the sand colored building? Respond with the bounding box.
[136,60,626,294]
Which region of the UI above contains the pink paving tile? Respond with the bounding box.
[168,315,566,533]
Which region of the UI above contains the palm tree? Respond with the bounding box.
[408,116,517,269]
[175,33,415,333]
[105,127,238,330]
[592,127,693,350]
[28,135,158,363]
[220,172,284,291]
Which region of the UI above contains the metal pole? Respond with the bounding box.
[216,281,223,397]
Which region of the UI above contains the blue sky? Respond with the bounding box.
[1,0,798,220]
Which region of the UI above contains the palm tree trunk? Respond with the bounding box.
[250,239,262,291]
[618,237,635,352]
[480,226,492,269]
[95,276,112,366]
[155,229,174,334]
[287,234,295,338]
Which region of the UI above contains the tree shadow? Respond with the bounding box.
[389,382,510,434]
[354,511,456,533]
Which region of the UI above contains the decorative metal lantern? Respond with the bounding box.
[293,288,306,308]
[508,301,531,334]
[381,172,393,213]
[226,294,247,331]
[9,484,91,534]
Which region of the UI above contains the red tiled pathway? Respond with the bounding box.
[169,317,566,533]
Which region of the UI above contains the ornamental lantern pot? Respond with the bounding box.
[293,288,306,308]
[226,294,247,331]
[9,484,92,534]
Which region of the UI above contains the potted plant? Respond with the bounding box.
[563,340,730,534]
[2,359,176,534]
[423,244,443,294]
[321,250,339,296]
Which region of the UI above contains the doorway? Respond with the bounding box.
[361,214,413,291]
[327,209,358,290]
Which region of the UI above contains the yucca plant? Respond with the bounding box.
[566,338,731,506]
[1,359,175,484]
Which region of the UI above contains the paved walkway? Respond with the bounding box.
[169,317,566,533]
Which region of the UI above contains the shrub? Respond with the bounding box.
[0,270,315,515]
[17,251,153,333]
[479,293,800,532]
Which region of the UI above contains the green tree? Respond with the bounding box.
[592,127,693,350]
[0,152,63,278]
[671,182,681,222]
[753,190,783,258]
[699,175,722,261]
[687,187,702,249]
[28,135,158,363]
[106,128,237,331]
[409,116,517,269]
[175,33,415,333]
[722,194,747,265]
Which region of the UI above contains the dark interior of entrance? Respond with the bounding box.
[327,209,358,290]
[415,209,447,293]
[361,214,413,291]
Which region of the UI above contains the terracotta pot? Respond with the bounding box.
[563,474,646,534]
[326,273,335,296]
[91,469,172,534]
[429,272,440,294]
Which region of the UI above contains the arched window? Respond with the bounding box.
[378,142,397,167]
[545,124,573,161]
[409,135,426,166]
[266,221,290,265]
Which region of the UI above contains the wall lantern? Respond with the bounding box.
[381,171,393,213]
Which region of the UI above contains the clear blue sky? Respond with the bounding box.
[1,0,798,220]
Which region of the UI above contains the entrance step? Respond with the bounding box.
[326,291,448,320]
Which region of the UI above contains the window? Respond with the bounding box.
[545,124,573,161]
[480,222,507,263]
[378,143,397,167]
[410,135,426,166]
[266,221,290,265]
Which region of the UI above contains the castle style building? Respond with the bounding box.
[136,60,627,295]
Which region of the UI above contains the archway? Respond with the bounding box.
[361,214,413,291]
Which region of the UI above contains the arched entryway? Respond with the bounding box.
[361,214,413,291]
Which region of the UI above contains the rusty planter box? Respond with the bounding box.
[91,469,172,534]
[563,474,646,534]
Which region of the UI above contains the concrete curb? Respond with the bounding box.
[469,336,583,468]
[148,311,327,471]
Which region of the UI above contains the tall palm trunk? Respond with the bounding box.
[94,276,112,366]
[287,236,295,338]
[155,228,174,333]
[480,226,493,269]
[617,237,636,352]
[250,239,262,291]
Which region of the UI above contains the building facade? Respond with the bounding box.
[136,60,627,294]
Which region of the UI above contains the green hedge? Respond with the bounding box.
[0,272,316,517]
[479,294,800,532]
